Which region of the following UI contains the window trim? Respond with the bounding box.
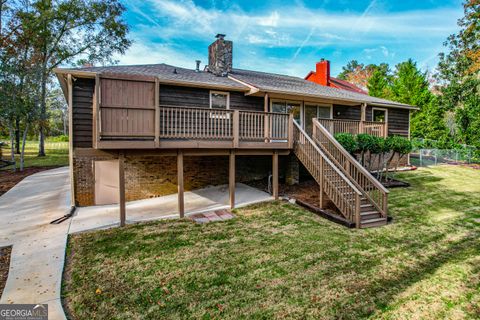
[209,90,230,110]
[303,102,333,124]
[371,107,388,123]
[270,99,303,126]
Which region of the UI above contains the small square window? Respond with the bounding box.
[210,92,229,109]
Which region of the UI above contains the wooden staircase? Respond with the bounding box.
[292,121,389,228]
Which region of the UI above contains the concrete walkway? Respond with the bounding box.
[0,167,70,320]
[0,167,272,320]
[70,183,273,233]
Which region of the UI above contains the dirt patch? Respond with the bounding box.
[0,246,12,298]
[381,178,411,188]
[247,178,340,215]
[0,167,60,196]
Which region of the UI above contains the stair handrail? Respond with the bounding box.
[293,121,363,226]
[312,118,389,217]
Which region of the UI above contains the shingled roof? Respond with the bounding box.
[56,63,416,109]
[229,69,414,109]
[62,63,249,91]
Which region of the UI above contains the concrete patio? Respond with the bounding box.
[70,183,273,234]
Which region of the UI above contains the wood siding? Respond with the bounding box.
[100,78,155,138]
[72,78,95,148]
[333,104,361,120]
[366,106,409,137]
[159,85,263,111]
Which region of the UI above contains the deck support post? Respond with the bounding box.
[264,93,269,143]
[177,150,185,218]
[67,74,75,207]
[360,103,366,134]
[229,150,235,209]
[319,156,324,209]
[119,152,126,227]
[154,78,160,147]
[272,150,279,200]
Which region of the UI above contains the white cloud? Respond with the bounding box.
[119,0,462,76]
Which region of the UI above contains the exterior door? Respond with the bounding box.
[304,104,332,135]
[95,160,120,205]
[271,101,301,140]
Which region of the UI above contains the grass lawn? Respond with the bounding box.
[63,165,480,319]
[1,140,68,169]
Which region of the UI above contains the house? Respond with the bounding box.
[54,34,417,228]
[305,59,368,95]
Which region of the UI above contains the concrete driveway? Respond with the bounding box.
[0,166,272,320]
[0,167,70,320]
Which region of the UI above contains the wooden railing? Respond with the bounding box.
[316,118,387,137]
[239,111,290,141]
[159,106,234,140]
[293,121,363,227]
[157,106,292,148]
[312,119,389,217]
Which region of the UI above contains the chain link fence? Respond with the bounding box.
[410,138,478,167]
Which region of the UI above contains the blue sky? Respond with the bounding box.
[118,0,464,77]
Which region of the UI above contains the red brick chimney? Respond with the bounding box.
[315,59,330,86]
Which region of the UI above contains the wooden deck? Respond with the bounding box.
[316,118,387,138]
[96,105,293,150]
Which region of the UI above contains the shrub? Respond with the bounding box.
[387,135,413,155]
[334,133,357,155]
[47,135,69,142]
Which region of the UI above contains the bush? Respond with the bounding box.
[386,135,412,155]
[47,135,69,142]
[356,134,377,153]
[334,133,357,155]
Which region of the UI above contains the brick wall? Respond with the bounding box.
[73,153,281,207]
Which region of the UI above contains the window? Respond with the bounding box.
[372,108,387,122]
[210,91,229,109]
[271,100,301,125]
[304,104,332,135]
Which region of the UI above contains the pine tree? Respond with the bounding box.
[391,59,450,141]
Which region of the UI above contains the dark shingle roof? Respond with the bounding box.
[229,69,414,108]
[61,63,415,108]
[69,63,248,90]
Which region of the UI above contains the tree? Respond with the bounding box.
[367,64,392,98]
[389,59,450,141]
[336,60,379,91]
[18,0,131,156]
[437,0,479,151]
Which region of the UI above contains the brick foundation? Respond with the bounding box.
[73,152,283,207]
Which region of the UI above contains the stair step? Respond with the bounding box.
[361,211,382,220]
[361,217,387,228]
[361,210,380,216]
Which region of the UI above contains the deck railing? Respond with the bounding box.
[293,121,363,226]
[159,106,234,140]
[158,105,292,148]
[312,118,389,217]
[316,118,387,138]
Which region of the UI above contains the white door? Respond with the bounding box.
[95,160,119,205]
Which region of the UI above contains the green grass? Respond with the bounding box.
[1,140,68,169]
[63,165,480,319]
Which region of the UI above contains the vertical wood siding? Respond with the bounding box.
[72,78,95,148]
[100,79,155,137]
